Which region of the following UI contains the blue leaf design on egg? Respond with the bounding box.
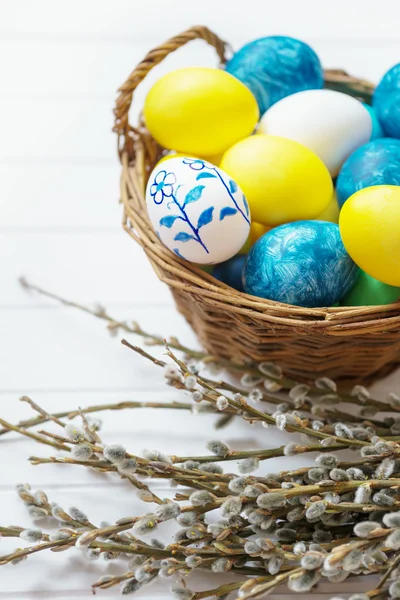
[173,247,186,260]
[196,172,217,180]
[220,206,238,220]
[183,185,205,207]
[242,195,250,216]
[197,207,214,229]
[174,232,195,242]
[159,215,180,228]
[229,179,238,193]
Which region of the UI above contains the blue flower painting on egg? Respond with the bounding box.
[373,63,400,139]
[225,36,323,115]
[243,221,359,307]
[145,157,250,265]
[336,138,400,207]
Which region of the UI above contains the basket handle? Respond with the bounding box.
[113,25,228,158]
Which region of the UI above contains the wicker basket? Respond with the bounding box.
[114,25,400,386]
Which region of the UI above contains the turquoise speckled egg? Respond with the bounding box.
[213,254,246,292]
[243,221,359,307]
[225,36,323,115]
[336,138,400,208]
[373,63,400,138]
[363,104,384,140]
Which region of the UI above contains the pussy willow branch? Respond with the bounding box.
[123,339,371,449]
[19,277,397,414]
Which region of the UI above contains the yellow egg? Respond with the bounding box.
[220,135,333,226]
[239,221,270,254]
[339,185,400,286]
[144,68,259,156]
[314,191,340,223]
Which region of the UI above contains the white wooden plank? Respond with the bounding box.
[0,164,121,230]
[1,232,172,306]
[0,0,399,42]
[0,305,196,392]
[2,39,400,104]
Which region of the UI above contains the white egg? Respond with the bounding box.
[145,157,251,264]
[259,89,372,177]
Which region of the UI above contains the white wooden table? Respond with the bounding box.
[1,1,400,597]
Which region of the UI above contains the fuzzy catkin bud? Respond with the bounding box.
[64,423,85,442]
[329,468,349,481]
[103,444,126,464]
[177,511,198,526]
[228,477,247,493]
[305,501,326,520]
[334,423,353,439]
[301,551,324,570]
[289,384,310,400]
[171,587,195,600]
[349,595,369,600]
[288,569,321,592]
[142,449,171,464]
[386,529,400,550]
[133,515,157,535]
[189,490,214,506]
[248,388,263,402]
[216,396,228,410]
[277,528,296,542]
[375,458,396,479]
[257,492,286,509]
[267,556,282,575]
[283,442,299,456]
[315,454,339,468]
[71,444,92,461]
[353,521,381,538]
[155,502,181,521]
[315,377,337,392]
[206,440,229,456]
[238,457,259,474]
[342,548,363,572]
[69,506,89,523]
[389,581,400,598]
[351,385,370,402]
[19,528,43,542]
[220,496,242,518]
[383,512,400,528]
[200,463,223,474]
[185,555,202,569]
[354,484,372,504]
[293,541,307,555]
[121,579,141,595]
[373,491,395,506]
[346,467,366,481]
[118,458,137,475]
[49,531,70,542]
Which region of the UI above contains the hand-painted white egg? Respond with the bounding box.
[259,89,372,177]
[145,157,251,264]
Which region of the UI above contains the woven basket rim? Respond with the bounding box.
[114,25,400,335]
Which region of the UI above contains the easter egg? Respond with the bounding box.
[363,104,384,140]
[220,135,333,226]
[213,254,246,292]
[314,191,340,223]
[145,157,250,265]
[143,68,259,156]
[339,185,400,286]
[373,63,400,138]
[336,138,400,208]
[243,221,358,307]
[259,89,372,176]
[225,36,323,115]
[340,271,400,306]
[239,221,270,254]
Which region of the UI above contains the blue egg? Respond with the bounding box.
[225,36,323,115]
[373,63,400,138]
[213,254,246,292]
[336,138,400,207]
[362,103,384,140]
[243,221,358,307]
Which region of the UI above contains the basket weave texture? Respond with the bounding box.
[114,25,400,385]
